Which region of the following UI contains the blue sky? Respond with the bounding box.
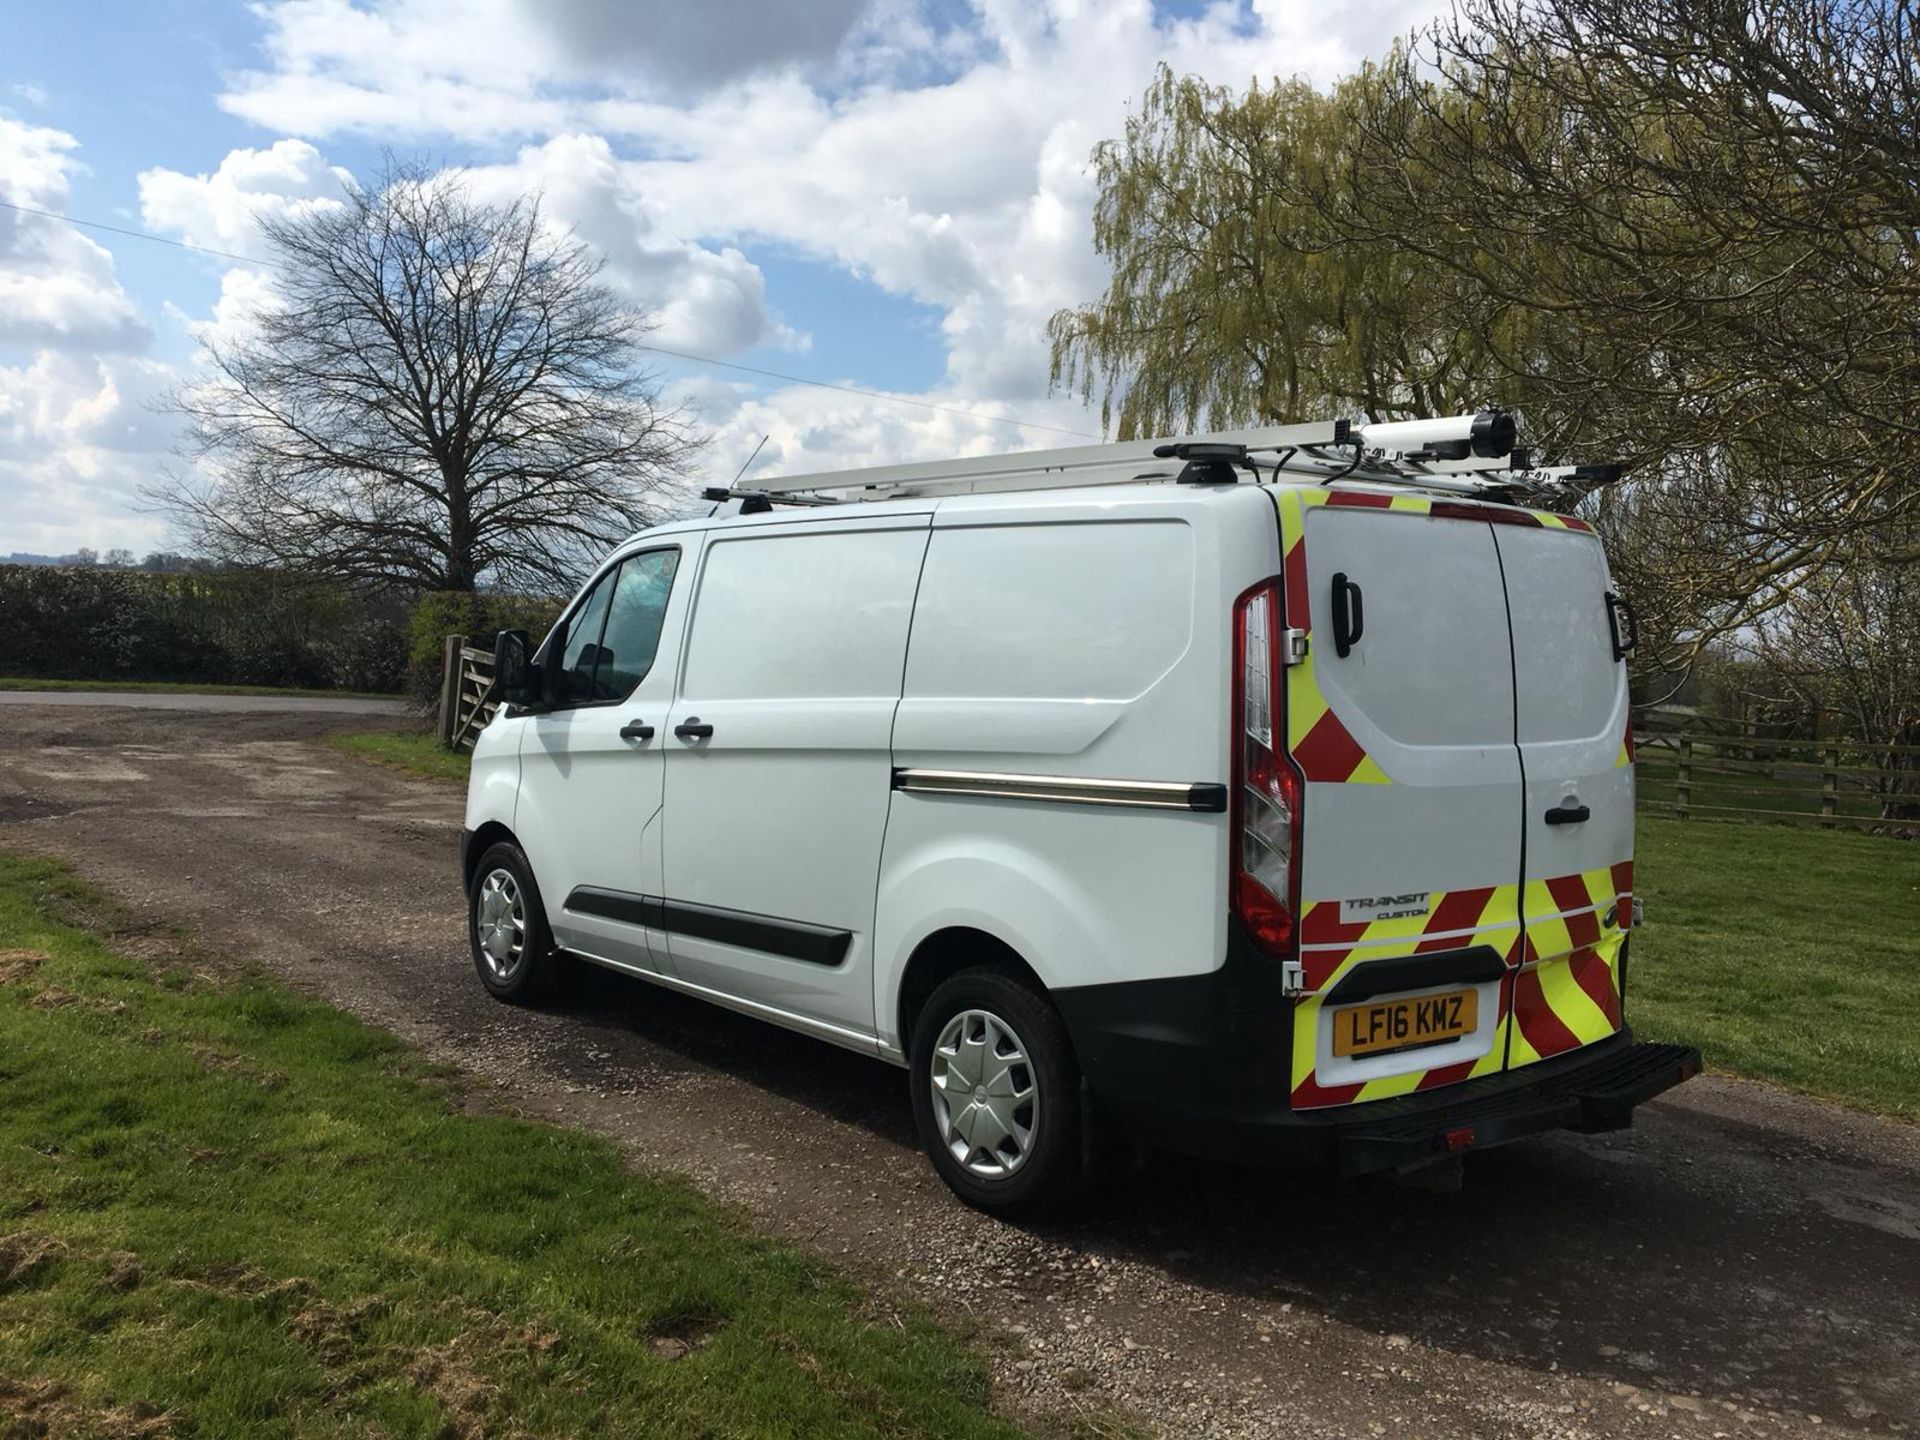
[1,0,1437,555]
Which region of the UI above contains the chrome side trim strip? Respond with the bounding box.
[893,768,1227,813]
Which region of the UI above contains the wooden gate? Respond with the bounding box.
[436,635,498,751]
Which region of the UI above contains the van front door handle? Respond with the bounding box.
[618,720,655,742]
[1545,802,1591,825]
[674,719,715,740]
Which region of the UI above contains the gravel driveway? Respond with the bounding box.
[1,702,1914,1439]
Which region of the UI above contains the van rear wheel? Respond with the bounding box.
[909,968,1082,1216]
[467,841,559,1003]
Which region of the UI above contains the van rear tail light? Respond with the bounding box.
[1232,583,1302,957]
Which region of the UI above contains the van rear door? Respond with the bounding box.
[1278,489,1526,1109]
[1490,518,1635,1071]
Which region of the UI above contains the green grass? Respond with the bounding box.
[0,854,1030,1440]
[329,731,472,783]
[1630,816,1920,1119]
[0,677,405,701]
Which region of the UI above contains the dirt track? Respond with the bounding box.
[2,702,1915,1440]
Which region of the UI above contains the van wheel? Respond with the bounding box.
[909,968,1083,1216]
[467,842,558,1003]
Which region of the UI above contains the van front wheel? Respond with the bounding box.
[909,969,1083,1216]
[467,841,558,1003]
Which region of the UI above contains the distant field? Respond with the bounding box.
[1630,816,1920,1119]
[0,677,405,701]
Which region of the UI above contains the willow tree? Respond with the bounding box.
[1053,0,1920,680]
[1048,63,1538,438]
[160,162,699,596]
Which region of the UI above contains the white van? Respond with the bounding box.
[461,414,1699,1214]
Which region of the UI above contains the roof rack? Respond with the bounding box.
[736,411,1621,509]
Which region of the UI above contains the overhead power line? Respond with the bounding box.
[0,197,1104,441]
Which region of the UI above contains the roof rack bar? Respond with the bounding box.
[753,420,1352,496]
[730,410,1619,509]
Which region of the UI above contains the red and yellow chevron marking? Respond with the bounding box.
[1507,862,1632,1068]
[1289,859,1634,1109]
[1289,884,1523,1109]
[1272,487,1417,786]
[1617,709,1635,769]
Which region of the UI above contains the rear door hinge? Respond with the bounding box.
[1281,628,1309,666]
[1281,960,1310,997]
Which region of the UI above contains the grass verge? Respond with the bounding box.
[329,731,472,783]
[1630,816,1920,1120]
[0,852,1028,1439]
[0,677,405,701]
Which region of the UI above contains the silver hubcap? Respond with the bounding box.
[930,1008,1039,1179]
[474,868,526,981]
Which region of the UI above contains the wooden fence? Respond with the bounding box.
[435,635,497,751]
[1633,726,1920,835]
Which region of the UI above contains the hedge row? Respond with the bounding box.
[0,565,571,698]
[0,565,408,692]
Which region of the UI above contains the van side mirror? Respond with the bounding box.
[493,629,541,709]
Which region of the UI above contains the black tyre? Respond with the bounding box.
[908,967,1083,1216]
[467,841,559,1003]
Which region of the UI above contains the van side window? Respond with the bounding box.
[557,571,616,705]
[592,549,679,700]
[680,528,926,701]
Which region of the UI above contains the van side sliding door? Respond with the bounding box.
[658,515,933,1048]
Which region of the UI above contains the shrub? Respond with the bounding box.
[405,590,564,702]
[0,565,410,692]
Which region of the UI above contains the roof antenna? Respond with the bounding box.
[730,433,772,487]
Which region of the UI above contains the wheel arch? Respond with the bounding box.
[895,926,1049,1063]
[462,819,521,892]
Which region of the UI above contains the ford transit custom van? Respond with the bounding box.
[461,414,1699,1214]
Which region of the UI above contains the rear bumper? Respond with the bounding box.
[1326,1036,1699,1176]
[1053,924,1699,1175]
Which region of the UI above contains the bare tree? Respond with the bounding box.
[159,161,700,595]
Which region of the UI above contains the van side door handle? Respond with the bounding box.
[1331,572,1364,658]
[1545,802,1591,825]
[618,720,655,742]
[673,719,714,740]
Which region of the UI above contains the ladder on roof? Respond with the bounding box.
[727,411,1620,508]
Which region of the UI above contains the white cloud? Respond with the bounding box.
[218,0,1442,458]
[12,84,49,107]
[0,349,177,555]
[457,134,801,356]
[137,138,352,257]
[0,114,148,350]
[8,0,1450,556]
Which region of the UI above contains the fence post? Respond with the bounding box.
[1821,744,1838,829]
[1676,737,1693,821]
[437,633,464,747]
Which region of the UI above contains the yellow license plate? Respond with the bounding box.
[1332,989,1478,1058]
